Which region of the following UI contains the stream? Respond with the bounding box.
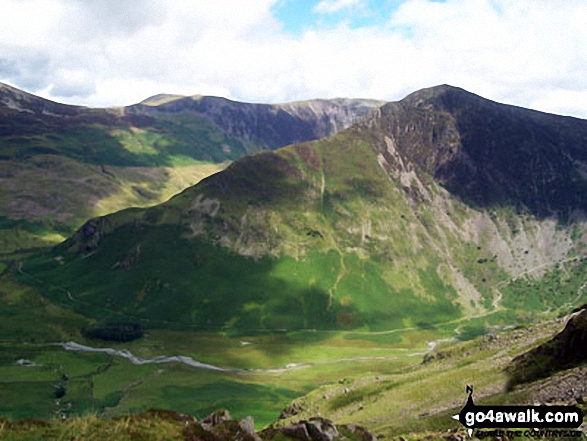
[58,341,427,374]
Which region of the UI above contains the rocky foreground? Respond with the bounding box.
[0,408,378,441]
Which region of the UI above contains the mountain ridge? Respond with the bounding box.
[125,94,384,153]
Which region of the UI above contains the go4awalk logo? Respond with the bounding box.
[452,386,584,437]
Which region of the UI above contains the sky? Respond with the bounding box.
[1,0,587,117]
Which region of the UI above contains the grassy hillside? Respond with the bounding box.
[275,316,587,439]
[22,128,473,331]
[0,107,239,251]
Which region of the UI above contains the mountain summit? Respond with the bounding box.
[368,85,587,217]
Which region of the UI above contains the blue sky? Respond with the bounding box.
[272,0,406,35]
[1,0,587,118]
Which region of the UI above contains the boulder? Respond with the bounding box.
[203,409,232,425]
[305,417,339,441]
[281,423,311,440]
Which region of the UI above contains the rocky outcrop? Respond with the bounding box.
[279,400,304,419]
[507,310,587,387]
[202,409,233,426]
[185,414,260,441]
[59,217,114,253]
[526,366,587,405]
[262,416,378,441]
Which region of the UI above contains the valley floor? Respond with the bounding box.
[0,252,585,439]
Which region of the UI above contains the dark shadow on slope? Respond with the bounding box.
[439,92,587,219]
[505,310,587,389]
[373,85,587,220]
[0,111,246,167]
[19,225,356,363]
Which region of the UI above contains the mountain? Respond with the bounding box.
[0,82,382,252]
[22,85,587,332]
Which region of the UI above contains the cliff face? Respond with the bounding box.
[365,85,587,217]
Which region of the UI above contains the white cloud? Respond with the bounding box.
[388,0,587,115]
[1,0,587,118]
[314,0,362,14]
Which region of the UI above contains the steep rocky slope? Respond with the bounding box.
[366,85,587,217]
